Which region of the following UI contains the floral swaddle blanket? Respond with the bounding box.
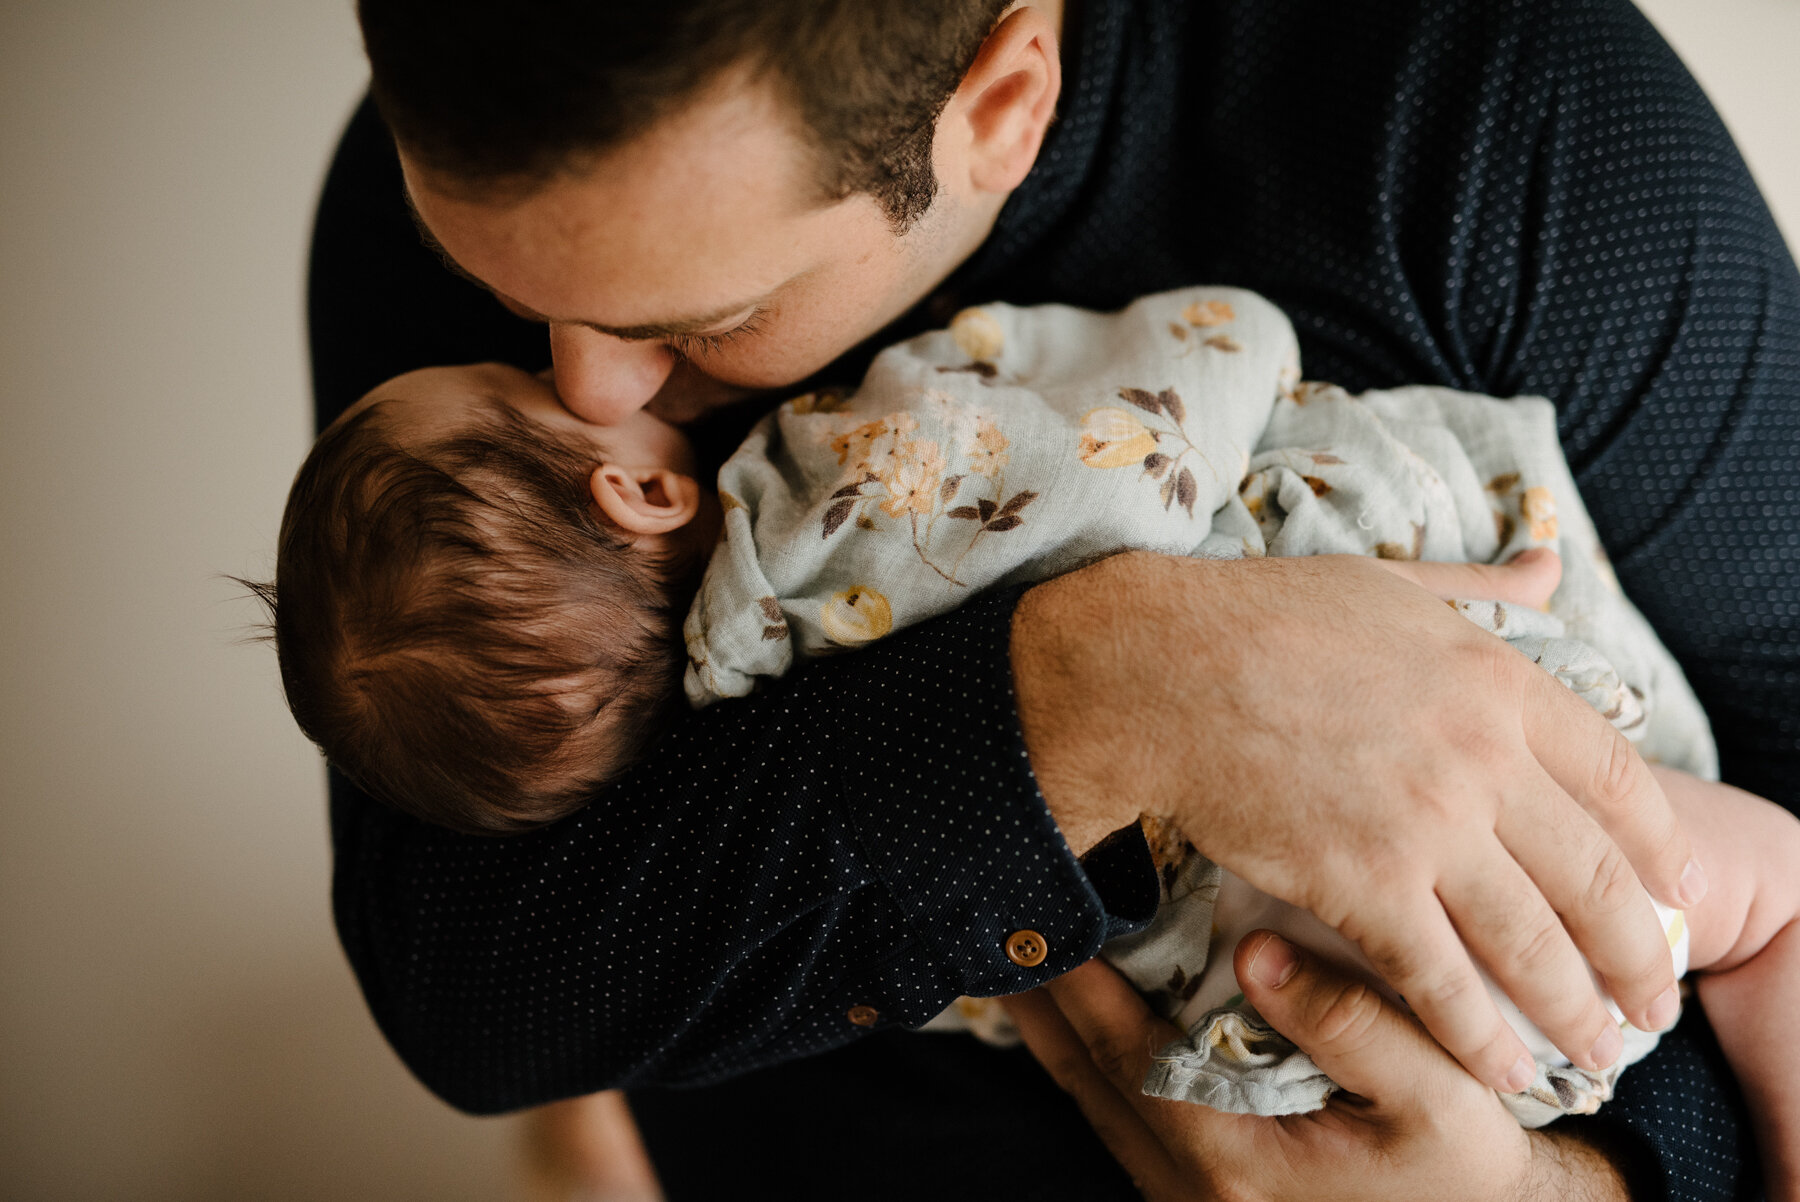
[682,287,1716,1126]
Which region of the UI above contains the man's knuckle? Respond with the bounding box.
[1307,980,1384,1050]
[1470,638,1525,695]
[1504,912,1569,976]
[1411,965,1484,1016]
[1088,1035,1142,1086]
[1586,731,1644,814]
[1582,842,1640,918]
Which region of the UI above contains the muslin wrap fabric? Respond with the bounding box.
[682,287,1716,1125]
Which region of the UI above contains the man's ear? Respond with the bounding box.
[589,463,703,534]
[942,5,1063,196]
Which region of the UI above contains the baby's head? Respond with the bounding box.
[264,363,717,835]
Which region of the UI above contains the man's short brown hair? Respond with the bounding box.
[359,0,1012,229]
[255,398,688,835]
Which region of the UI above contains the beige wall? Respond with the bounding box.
[1,3,1794,1199]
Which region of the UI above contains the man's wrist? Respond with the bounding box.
[1523,1127,1637,1202]
[1010,551,1166,855]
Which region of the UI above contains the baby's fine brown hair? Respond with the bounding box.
[253,396,688,835]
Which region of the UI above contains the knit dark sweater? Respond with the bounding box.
[310,1,1795,1195]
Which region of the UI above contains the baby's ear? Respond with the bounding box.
[589,463,702,535]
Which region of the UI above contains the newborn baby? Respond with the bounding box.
[264,290,1800,1181]
[268,366,720,834]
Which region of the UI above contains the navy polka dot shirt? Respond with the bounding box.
[311,0,1792,1194]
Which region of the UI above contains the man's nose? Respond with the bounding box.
[548,323,676,424]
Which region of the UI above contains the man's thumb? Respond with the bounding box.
[1373,546,1562,608]
[1234,931,1434,1112]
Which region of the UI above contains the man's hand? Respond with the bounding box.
[1001,941,1634,1202]
[1011,551,1702,1093]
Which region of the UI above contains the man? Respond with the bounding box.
[312,0,1796,1196]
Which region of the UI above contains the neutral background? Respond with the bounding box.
[1,2,1794,1199]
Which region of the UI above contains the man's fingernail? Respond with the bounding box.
[1680,858,1708,907]
[1246,934,1298,988]
[1502,1053,1536,1093]
[1648,985,1681,1031]
[1589,1023,1623,1069]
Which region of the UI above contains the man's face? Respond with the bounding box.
[404,72,1003,426]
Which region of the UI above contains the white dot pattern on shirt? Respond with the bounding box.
[955,0,1786,1194]
[342,588,1106,1112]
[327,0,1791,1192]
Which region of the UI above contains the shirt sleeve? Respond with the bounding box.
[309,101,1154,1113]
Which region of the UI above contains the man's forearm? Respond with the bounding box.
[1011,551,1169,856]
[1529,1129,1637,1202]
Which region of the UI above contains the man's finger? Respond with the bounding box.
[1491,766,1679,1037]
[1000,985,1182,1192]
[1039,960,1189,1096]
[1372,546,1561,607]
[1516,660,1703,913]
[1234,931,1444,1115]
[1434,829,1638,1072]
[1342,889,1535,1092]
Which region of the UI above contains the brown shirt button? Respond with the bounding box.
[846,1004,880,1027]
[1005,929,1048,968]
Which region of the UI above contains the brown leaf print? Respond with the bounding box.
[1374,541,1413,560]
[822,498,856,538]
[1310,452,1345,465]
[1412,521,1426,560]
[1204,335,1242,352]
[1142,451,1172,478]
[1158,388,1186,423]
[757,598,789,642]
[936,361,998,379]
[1159,472,1178,510]
[1169,322,1190,341]
[983,515,1024,533]
[1303,475,1331,496]
[1175,468,1197,517]
[829,481,864,500]
[1495,510,1516,545]
[1487,472,1521,494]
[856,514,876,531]
[1119,387,1162,414]
[997,490,1038,518]
[947,506,984,521]
[939,474,964,503]
[1166,966,1189,996]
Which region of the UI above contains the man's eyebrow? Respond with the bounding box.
[402,188,777,340]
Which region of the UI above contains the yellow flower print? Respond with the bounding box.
[1078,407,1157,469]
[966,416,1010,477]
[820,586,893,644]
[829,419,889,469]
[788,389,851,415]
[950,307,1005,363]
[1181,299,1236,327]
[877,438,946,517]
[1521,485,1559,541]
